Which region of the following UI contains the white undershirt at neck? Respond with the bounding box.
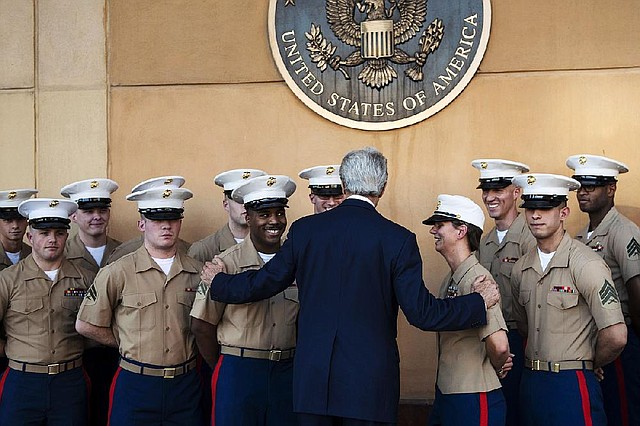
[258,252,276,264]
[44,269,59,281]
[6,251,20,265]
[152,256,175,275]
[537,248,555,272]
[587,230,594,239]
[234,237,244,244]
[496,229,508,244]
[86,245,106,265]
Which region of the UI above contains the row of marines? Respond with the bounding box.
[0,150,637,425]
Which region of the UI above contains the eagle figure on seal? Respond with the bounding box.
[313,0,441,89]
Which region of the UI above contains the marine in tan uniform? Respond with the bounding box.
[471,159,535,426]
[105,176,191,264]
[191,174,298,426]
[424,194,510,426]
[0,189,38,270]
[76,182,204,425]
[60,178,123,426]
[0,198,94,425]
[298,164,345,214]
[567,154,640,426]
[511,173,627,426]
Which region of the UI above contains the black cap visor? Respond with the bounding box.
[29,217,71,229]
[571,175,616,187]
[0,208,26,220]
[476,177,513,190]
[310,185,343,196]
[140,208,184,220]
[520,195,567,209]
[77,198,112,210]
[245,198,289,211]
[422,211,459,226]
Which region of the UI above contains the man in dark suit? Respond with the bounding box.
[203,147,500,426]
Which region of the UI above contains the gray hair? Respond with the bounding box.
[339,147,388,197]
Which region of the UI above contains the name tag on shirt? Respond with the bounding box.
[551,285,574,294]
[64,288,86,297]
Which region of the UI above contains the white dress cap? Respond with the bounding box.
[18,198,78,229]
[0,189,38,209]
[566,154,628,184]
[471,159,530,189]
[298,165,342,186]
[422,194,485,230]
[126,187,193,210]
[231,175,296,206]
[60,178,118,207]
[512,173,580,209]
[214,169,268,192]
[131,176,185,193]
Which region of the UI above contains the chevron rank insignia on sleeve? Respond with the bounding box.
[196,281,209,299]
[85,284,97,302]
[599,280,619,305]
[626,238,640,259]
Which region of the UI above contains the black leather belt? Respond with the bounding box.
[220,345,295,361]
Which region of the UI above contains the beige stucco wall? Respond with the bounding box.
[1,0,639,400]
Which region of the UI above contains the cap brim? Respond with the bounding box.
[245,198,289,210]
[476,180,512,190]
[140,208,184,220]
[0,209,26,220]
[310,185,343,196]
[77,199,112,209]
[422,214,454,226]
[572,175,616,186]
[520,195,566,209]
[29,218,71,229]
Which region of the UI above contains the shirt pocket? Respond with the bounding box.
[121,292,157,331]
[546,291,580,334]
[177,292,196,331]
[8,297,45,336]
[518,290,531,306]
[61,296,84,315]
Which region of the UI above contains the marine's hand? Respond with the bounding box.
[471,275,500,309]
[200,256,226,283]
[497,354,514,379]
[594,367,604,381]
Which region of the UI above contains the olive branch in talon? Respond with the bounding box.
[405,18,444,82]
[305,24,350,79]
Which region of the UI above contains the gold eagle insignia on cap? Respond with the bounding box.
[49,200,59,208]
[526,175,536,185]
[8,191,16,199]
[480,162,488,169]
[90,180,99,189]
[436,200,441,209]
[162,189,172,198]
[579,156,587,165]
[242,171,251,180]
[266,177,277,187]
[164,178,173,185]
[326,166,335,175]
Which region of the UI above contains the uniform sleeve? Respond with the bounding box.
[77,264,121,327]
[574,258,625,330]
[190,282,226,324]
[612,224,640,284]
[0,274,11,323]
[479,304,507,340]
[510,259,527,331]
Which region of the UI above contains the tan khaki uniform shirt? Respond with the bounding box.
[575,207,640,320]
[187,224,237,263]
[0,255,95,363]
[65,233,121,274]
[477,213,536,323]
[0,244,31,271]
[78,245,202,366]
[511,233,624,362]
[190,237,298,350]
[436,255,507,394]
[106,235,191,264]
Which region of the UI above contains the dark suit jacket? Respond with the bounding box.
[210,198,487,422]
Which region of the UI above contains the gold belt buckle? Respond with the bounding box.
[163,367,177,379]
[269,350,282,361]
[47,363,61,375]
[532,359,541,371]
[551,362,561,373]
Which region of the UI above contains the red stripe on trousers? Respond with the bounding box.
[576,370,593,426]
[479,392,488,426]
[614,357,629,426]
[210,355,224,426]
[107,366,122,426]
[0,369,9,402]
